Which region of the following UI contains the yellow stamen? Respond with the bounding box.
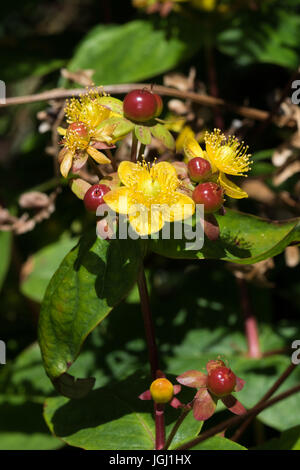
[204,129,251,176]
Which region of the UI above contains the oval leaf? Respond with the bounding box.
[149,209,300,265]
[43,373,201,450]
[135,125,152,145]
[151,123,175,150]
[38,233,142,389]
[63,19,201,85]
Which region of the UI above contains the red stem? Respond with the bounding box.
[155,404,165,450]
[137,266,164,449]
[177,384,300,450]
[237,278,261,358]
[231,363,296,442]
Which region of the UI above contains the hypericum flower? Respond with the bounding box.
[64,89,119,130]
[103,160,195,236]
[184,129,252,199]
[139,371,183,409]
[58,121,111,178]
[177,359,246,421]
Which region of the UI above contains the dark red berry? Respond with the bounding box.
[188,157,212,182]
[68,121,89,137]
[84,184,110,212]
[207,366,236,397]
[192,182,223,213]
[153,93,163,117]
[123,89,157,122]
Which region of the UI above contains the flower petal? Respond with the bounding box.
[151,161,179,192]
[87,146,111,164]
[139,390,152,401]
[170,397,183,409]
[60,151,73,178]
[103,186,132,214]
[129,206,164,236]
[118,161,150,188]
[234,376,245,392]
[183,137,204,161]
[193,389,217,421]
[177,370,207,389]
[72,153,88,172]
[219,172,248,199]
[173,384,181,395]
[221,395,247,415]
[163,193,195,222]
[57,126,67,136]
[176,125,195,152]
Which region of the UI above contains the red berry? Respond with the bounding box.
[207,366,236,397]
[68,121,89,137]
[192,182,223,213]
[153,93,163,117]
[123,89,157,122]
[188,157,212,182]
[84,184,110,212]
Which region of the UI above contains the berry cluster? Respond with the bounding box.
[187,156,224,214]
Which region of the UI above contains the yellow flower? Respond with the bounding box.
[57,89,124,178]
[64,89,112,130]
[184,129,251,199]
[103,160,195,236]
[175,125,195,152]
[58,122,110,178]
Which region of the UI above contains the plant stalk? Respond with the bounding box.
[137,266,164,450]
[237,278,261,358]
[164,407,191,450]
[131,132,138,162]
[155,404,165,450]
[177,384,300,450]
[231,363,297,442]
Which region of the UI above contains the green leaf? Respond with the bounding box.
[63,19,201,85]
[96,116,134,140]
[254,426,300,450]
[166,333,300,432]
[0,343,62,450]
[135,125,152,145]
[43,373,201,450]
[98,96,123,115]
[150,123,175,150]
[0,231,11,291]
[21,236,77,303]
[0,396,62,450]
[217,9,300,69]
[38,233,143,393]
[149,209,300,264]
[190,436,247,450]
